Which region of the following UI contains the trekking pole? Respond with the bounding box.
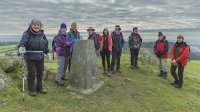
[20,50,43,101]
[21,53,25,102]
[25,51,44,53]
[53,51,55,60]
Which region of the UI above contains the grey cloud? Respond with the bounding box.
[0,0,199,34]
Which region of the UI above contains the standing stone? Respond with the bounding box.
[68,40,103,94]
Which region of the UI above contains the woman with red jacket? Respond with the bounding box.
[99,28,113,76]
[170,35,190,88]
[154,32,169,79]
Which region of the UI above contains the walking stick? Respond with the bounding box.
[21,53,25,102]
[20,51,43,101]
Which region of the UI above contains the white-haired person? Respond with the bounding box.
[18,19,52,96]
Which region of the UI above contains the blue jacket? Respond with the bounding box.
[19,27,49,60]
[111,31,125,53]
[67,30,80,46]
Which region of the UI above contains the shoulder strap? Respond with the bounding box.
[26,32,32,45]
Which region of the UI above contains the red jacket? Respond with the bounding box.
[99,34,113,52]
[154,38,169,59]
[170,42,190,67]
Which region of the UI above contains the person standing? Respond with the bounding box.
[154,32,169,79]
[55,23,72,86]
[18,19,51,96]
[170,35,190,88]
[99,28,113,76]
[111,25,125,74]
[87,27,100,51]
[128,27,142,68]
[67,22,80,73]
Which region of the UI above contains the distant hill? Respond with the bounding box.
[123,41,200,60]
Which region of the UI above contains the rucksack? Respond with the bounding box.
[93,33,100,50]
[187,45,191,62]
[52,36,57,52]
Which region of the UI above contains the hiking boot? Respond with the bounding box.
[170,81,178,85]
[55,80,64,86]
[157,70,163,77]
[163,72,168,79]
[135,66,140,68]
[111,70,115,74]
[174,82,183,88]
[61,77,68,81]
[116,70,122,74]
[37,88,47,94]
[107,71,112,77]
[29,91,37,96]
[102,69,107,74]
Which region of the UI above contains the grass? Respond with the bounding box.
[0,45,17,56]
[0,53,200,112]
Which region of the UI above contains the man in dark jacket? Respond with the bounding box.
[154,32,169,79]
[18,19,51,96]
[128,27,142,68]
[111,25,125,73]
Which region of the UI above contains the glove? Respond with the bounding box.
[18,46,26,54]
[47,53,52,62]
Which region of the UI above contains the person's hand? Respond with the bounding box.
[19,46,26,54]
[47,53,52,63]
[172,60,176,63]
[137,44,140,48]
[171,59,176,65]
[134,45,137,48]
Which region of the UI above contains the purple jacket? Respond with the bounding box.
[88,32,100,50]
[55,32,72,56]
[128,33,142,48]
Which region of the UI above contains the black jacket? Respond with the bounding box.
[19,27,49,60]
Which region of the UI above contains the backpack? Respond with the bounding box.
[187,45,191,62]
[93,33,100,50]
[52,36,57,52]
[175,43,191,63]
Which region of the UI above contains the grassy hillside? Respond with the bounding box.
[0,45,17,56]
[0,54,200,112]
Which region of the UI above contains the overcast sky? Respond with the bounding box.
[0,0,200,34]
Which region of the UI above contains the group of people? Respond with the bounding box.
[87,25,125,75]
[18,19,190,96]
[154,32,190,88]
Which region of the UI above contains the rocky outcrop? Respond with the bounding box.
[0,56,21,90]
[139,48,157,65]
